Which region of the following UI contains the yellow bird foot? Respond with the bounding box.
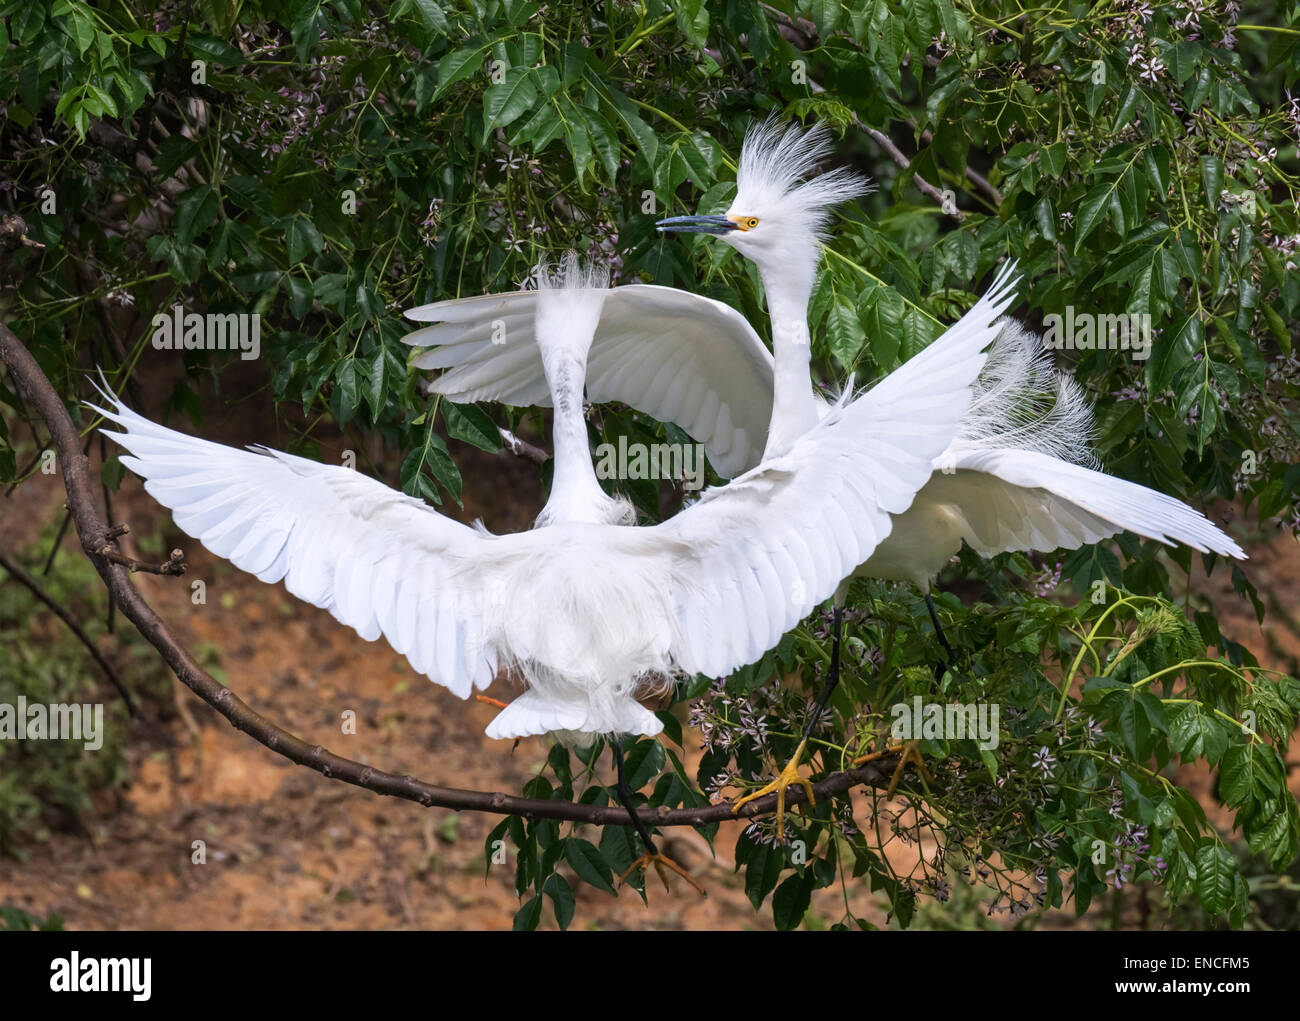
[729,738,815,842]
[475,694,510,709]
[617,851,707,897]
[853,740,935,798]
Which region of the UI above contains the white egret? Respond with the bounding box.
[402,119,1243,825]
[91,250,1010,878]
[654,118,1242,570]
[404,120,1243,591]
[665,120,1244,715]
[404,266,1019,833]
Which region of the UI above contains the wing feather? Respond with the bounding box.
[403,284,774,477]
[952,449,1245,557]
[92,392,500,697]
[656,263,1019,676]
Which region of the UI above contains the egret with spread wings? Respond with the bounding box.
[401,120,1243,832]
[92,251,1007,881]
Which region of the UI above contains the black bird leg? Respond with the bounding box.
[727,606,843,840]
[612,736,705,895]
[802,605,844,744]
[612,735,658,857]
[925,591,956,683]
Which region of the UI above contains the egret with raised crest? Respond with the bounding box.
[403,119,1243,833]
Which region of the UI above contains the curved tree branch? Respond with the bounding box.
[0,323,902,827]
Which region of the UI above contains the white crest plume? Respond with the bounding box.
[534,250,610,344]
[537,249,610,293]
[951,320,1099,468]
[734,116,872,237]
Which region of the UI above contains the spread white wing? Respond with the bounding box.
[652,263,1019,676]
[87,263,1015,729]
[407,276,1245,582]
[942,449,1245,558]
[403,284,774,478]
[92,394,501,699]
[861,448,1245,586]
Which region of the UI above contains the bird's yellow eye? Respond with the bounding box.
[741,217,759,231]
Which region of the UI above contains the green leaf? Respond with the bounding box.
[187,33,245,65]
[509,102,565,150]
[674,0,710,50]
[826,292,866,369]
[565,109,594,188]
[13,4,44,46]
[1192,841,1235,916]
[1074,183,1113,250]
[65,9,95,55]
[513,895,543,930]
[543,874,575,930]
[154,135,199,182]
[604,86,658,164]
[175,185,219,244]
[741,837,783,910]
[482,67,539,140]
[286,275,313,318]
[564,838,616,894]
[442,402,500,452]
[772,869,814,930]
[1218,743,1256,806]
[1040,141,1067,179]
[862,287,903,369]
[899,305,938,361]
[623,739,666,792]
[434,46,486,100]
[1169,702,1229,765]
[365,345,387,419]
[1200,154,1223,206]
[400,424,462,506]
[410,0,447,32]
[334,357,360,425]
[1146,313,1201,392]
[285,218,323,265]
[598,823,638,876]
[578,107,622,184]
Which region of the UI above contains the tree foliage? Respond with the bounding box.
[2,0,1299,929]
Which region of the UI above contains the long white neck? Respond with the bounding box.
[537,347,620,526]
[755,246,820,459]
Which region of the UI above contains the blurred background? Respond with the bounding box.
[2,1,1299,929]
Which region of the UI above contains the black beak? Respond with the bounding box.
[655,214,738,235]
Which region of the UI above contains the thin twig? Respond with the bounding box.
[919,128,1004,206]
[808,81,965,220]
[4,443,50,497]
[0,546,136,716]
[44,431,95,575]
[42,506,75,575]
[0,321,906,827]
[498,427,550,465]
[95,543,186,576]
[753,4,989,217]
[99,432,116,634]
